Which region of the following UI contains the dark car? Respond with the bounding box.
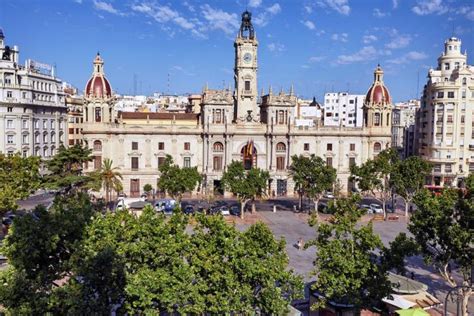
[230,205,241,216]
[184,205,194,215]
[318,203,332,214]
[208,206,220,215]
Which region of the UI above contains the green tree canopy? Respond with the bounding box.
[0,192,96,314]
[221,160,270,218]
[44,144,96,192]
[0,153,41,216]
[99,158,123,203]
[289,154,337,212]
[350,148,399,218]
[408,178,473,315]
[306,195,393,312]
[157,155,201,202]
[392,156,431,216]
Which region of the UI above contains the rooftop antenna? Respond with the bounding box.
[167,73,170,95]
[133,73,137,95]
[416,70,420,99]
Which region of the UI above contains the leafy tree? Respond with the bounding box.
[289,154,336,213]
[306,195,393,312]
[221,160,270,219]
[157,155,201,203]
[350,148,399,219]
[0,192,96,314]
[99,158,123,204]
[0,153,41,216]
[44,144,95,192]
[143,183,153,196]
[392,156,431,217]
[408,179,473,315]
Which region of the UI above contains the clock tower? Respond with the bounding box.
[234,11,259,123]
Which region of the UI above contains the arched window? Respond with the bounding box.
[462,77,467,86]
[276,142,286,152]
[93,140,102,151]
[374,113,381,126]
[386,113,390,126]
[374,142,381,153]
[213,142,224,152]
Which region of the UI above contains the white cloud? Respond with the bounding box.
[459,6,474,21]
[309,56,326,63]
[74,0,83,4]
[267,42,285,52]
[387,51,428,64]
[171,65,195,76]
[392,0,399,9]
[362,34,378,44]
[336,46,378,64]
[385,33,411,49]
[93,0,120,15]
[254,3,282,26]
[249,0,263,8]
[201,4,239,35]
[302,20,315,30]
[373,8,388,18]
[412,0,448,15]
[317,0,351,15]
[331,33,348,42]
[304,5,313,13]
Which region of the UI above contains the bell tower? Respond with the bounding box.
[234,11,259,123]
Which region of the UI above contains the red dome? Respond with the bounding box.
[84,53,112,99]
[365,65,391,105]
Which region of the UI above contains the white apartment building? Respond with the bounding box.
[392,100,420,158]
[0,29,67,158]
[416,37,474,187]
[323,92,364,127]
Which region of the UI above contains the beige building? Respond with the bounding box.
[392,99,419,158]
[416,37,474,187]
[82,11,392,198]
[0,28,67,158]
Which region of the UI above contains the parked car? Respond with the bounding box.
[184,205,194,215]
[358,203,372,214]
[154,199,178,215]
[230,205,241,216]
[323,192,335,199]
[318,203,331,214]
[219,206,230,216]
[207,206,220,215]
[370,203,384,214]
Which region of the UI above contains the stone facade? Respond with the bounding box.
[0,29,67,158]
[81,11,392,198]
[416,37,474,187]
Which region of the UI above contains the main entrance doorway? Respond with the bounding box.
[277,179,287,196]
[130,179,140,197]
[241,141,257,170]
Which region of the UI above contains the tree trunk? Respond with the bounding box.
[251,201,256,214]
[240,200,246,220]
[298,191,303,212]
[404,200,409,218]
[382,199,387,220]
[314,198,319,214]
[461,285,472,316]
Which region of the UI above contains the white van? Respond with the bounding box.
[115,197,145,211]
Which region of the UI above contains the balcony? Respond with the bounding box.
[469,145,474,151]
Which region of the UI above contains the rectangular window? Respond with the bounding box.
[278,111,285,124]
[7,107,12,112]
[6,120,13,129]
[447,115,453,123]
[158,156,166,168]
[22,150,27,157]
[184,142,190,151]
[22,91,27,99]
[245,80,250,91]
[22,134,28,144]
[445,164,452,173]
[50,120,54,129]
[7,135,14,144]
[7,91,12,98]
[350,143,355,151]
[327,143,333,151]
[349,157,356,167]
[95,107,102,122]
[213,156,223,171]
[35,134,40,144]
[132,142,138,150]
[444,63,450,70]
[461,115,465,123]
[22,120,28,129]
[326,157,333,167]
[433,164,441,172]
[43,120,47,129]
[213,109,223,124]
[447,91,455,98]
[158,142,164,150]
[94,156,102,170]
[304,143,309,151]
[43,134,47,143]
[437,92,444,98]
[374,113,381,126]
[34,120,39,129]
[131,157,139,170]
[276,156,285,171]
[183,157,191,168]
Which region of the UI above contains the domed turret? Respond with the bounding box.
[365,65,391,106]
[85,53,112,99]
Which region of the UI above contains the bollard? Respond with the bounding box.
[273,204,276,213]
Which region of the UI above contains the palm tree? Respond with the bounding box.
[100,158,123,204]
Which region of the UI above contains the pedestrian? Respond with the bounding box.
[410,272,415,280]
[297,237,304,250]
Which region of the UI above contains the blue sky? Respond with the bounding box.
[0,0,473,102]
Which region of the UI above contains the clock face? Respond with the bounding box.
[243,53,252,63]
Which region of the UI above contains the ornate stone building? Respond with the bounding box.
[82,11,392,198]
